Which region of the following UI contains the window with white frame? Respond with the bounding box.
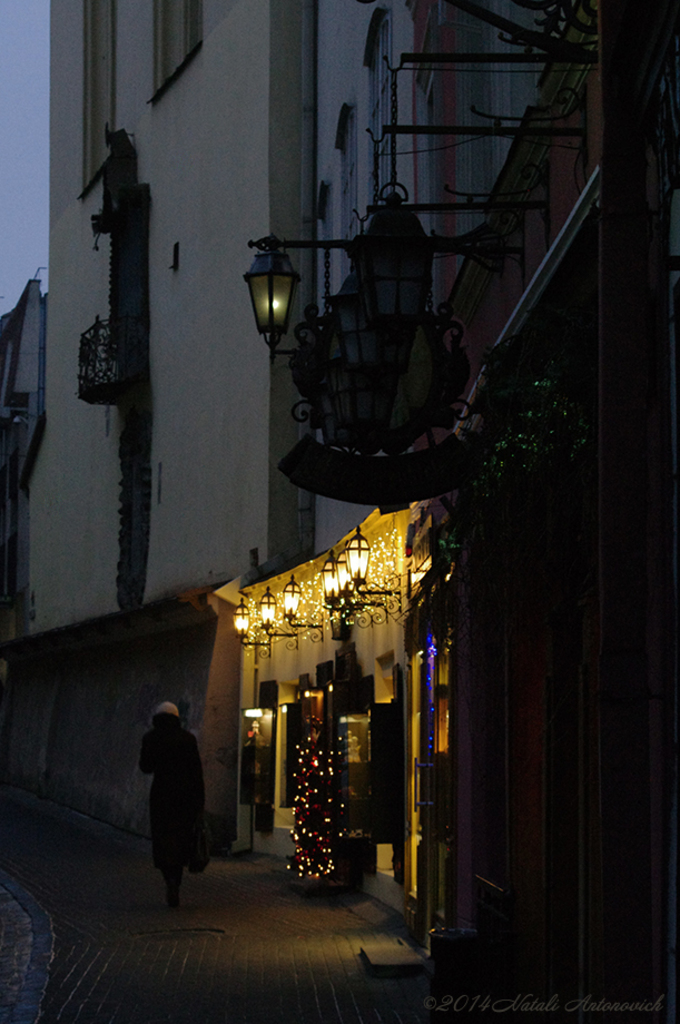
[154,0,203,92]
[83,0,116,185]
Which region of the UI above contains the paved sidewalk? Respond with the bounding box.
[0,869,52,1024]
[0,786,430,1024]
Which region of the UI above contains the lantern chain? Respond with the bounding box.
[323,248,332,316]
[390,64,399,189]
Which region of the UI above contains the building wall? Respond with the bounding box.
[0,614,218,835]
[31,0,303,635]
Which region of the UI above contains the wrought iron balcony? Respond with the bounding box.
[78,315,149,404]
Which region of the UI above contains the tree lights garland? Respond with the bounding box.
[289,733,337,877]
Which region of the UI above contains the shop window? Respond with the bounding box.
[338,711,371,835]
[240,706,277,832]
[154,0,203,92]
[280,702,302,808]
[83,0,116,185]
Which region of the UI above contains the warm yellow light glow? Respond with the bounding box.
[283,575,301,619]
[322,553,339,600]
[234,514,405,646]
[346,527,370,582]
[336,550,351,591]
[234,599,249,635]
[244,708,263,717]
[260,586,276,626]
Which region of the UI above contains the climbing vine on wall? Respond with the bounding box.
[408,304,598,650]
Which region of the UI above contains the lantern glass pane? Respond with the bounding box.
[283,577,301,618]
[335,296,380,368]
[347,529,370,581]
[260,588,276,625]
[249,273,296,334]
[336,550,351,591]
[235,600,249,634]
[323,555,339,599]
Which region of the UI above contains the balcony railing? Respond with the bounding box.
[78,315,149,404]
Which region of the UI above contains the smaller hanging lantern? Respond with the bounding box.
[234,598,250,636]
[283,575,302,620]
[260,586,277,627]
[244,248,300,353]
[322,553,339,603]
[346,526,371,584]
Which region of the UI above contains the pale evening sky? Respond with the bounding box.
[0,0,49,315]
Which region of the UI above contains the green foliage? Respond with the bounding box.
[408,305,598,652]
[444,304,597,563]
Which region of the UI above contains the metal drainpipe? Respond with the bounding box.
[297,0,318,554]
[666,189,680,1024]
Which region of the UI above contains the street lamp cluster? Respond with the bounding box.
[245,187,470,459]
[234,526,401,651]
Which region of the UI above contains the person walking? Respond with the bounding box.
[139,701,205,907]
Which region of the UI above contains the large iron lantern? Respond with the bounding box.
[244,248,300,353]
[324,351,397,453]
[331,272,381,368]
[351,191,433,327]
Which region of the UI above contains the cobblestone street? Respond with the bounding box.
[0,786,430,1024]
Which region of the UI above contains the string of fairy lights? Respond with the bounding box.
[289,736,337,877]
[236,517,405,649]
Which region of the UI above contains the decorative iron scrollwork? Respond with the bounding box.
[77,315,149,405]
[509,0,597,39]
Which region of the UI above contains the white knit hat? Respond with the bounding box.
[154,701,179,717]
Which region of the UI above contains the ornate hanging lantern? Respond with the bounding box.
[244,247,300,355]
[350,190,433,328]
[346,526,371,583]
[283,575,302,620]
[260,586,277,626]
[234,598,250,636]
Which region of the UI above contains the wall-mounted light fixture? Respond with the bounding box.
[234,521,404,650]
[234,576,323,656]
[245,184,475,504]
[322,526,401,640]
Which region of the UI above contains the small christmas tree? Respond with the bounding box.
[290,726,335,877]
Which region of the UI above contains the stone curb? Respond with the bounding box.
[0,869,53,1024]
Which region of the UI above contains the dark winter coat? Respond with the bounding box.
[139,713,205,871]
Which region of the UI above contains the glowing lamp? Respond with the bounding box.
[260,586,277,626]
[336,549,351,593]
[244,249,299,351]
[322,552,339,601]
[234,598,249,635]
[346,526,371,583]
[283,575,301,620]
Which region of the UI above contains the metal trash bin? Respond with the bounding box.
[428,928,479,1022]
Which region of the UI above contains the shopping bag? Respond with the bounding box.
[188,815,210,873]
